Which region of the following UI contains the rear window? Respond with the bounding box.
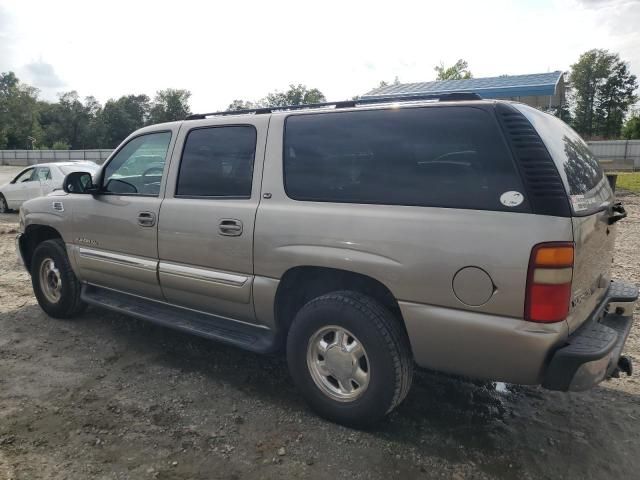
[515,105,612,213]
[283,106,528,212]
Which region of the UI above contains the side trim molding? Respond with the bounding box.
[78,247,157,271]
[159,261,248,287]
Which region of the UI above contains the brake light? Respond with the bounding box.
[525,242,574,323]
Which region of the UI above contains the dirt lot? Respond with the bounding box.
[0,192,639,480]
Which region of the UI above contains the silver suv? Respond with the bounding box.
[16,94,638,427]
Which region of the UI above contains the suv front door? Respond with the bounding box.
[70,128,178,299]
[157,117,268,324]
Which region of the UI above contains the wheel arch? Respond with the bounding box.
[20,224,64,272]
[273,265,407,344]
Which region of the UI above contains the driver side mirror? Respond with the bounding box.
[63,171,99,194]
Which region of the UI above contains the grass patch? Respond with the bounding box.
[611,172,640,193]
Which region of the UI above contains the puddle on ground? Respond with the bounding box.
[494,381,509,394]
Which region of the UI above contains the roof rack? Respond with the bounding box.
[185,92,482,120]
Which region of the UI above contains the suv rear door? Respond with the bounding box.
[157,116,269,324]
[515,105,616,333]
[70,128,178,299]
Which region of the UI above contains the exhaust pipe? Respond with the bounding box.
[618,356,633,376]
[611,356,633,378]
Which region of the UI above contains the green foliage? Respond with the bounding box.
[101,94,150,146]
[0,71,194,149]
[622,115,640,139]
[569,49,637,139]
[229,84,326,111]
[51,140,70,150]
[554,102,572,123]
[36,91,105,148]
[263,84,326,107]
[542,102,572,124]
[614,172,640,193]
[227,99,260,111]
[44,91,100,148]
[0,72,42,149]
[148,89,191,124]
[434,60,472,80]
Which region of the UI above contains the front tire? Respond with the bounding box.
[286,291,413,427]
[31,239,86,318]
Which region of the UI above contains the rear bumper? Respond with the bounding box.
[400,301,568,385]
[543,281,638,391]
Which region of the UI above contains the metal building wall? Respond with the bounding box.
[1,141,638,171]
[587,140,640,171]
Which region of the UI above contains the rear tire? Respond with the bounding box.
[0,194,9,213]
[286,290,413,427]
[31,239,86,319]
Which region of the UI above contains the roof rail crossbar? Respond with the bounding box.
[185,92,482,120]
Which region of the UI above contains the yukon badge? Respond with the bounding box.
[76,237,98,246]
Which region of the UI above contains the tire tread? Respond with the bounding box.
[295,290,413,416]
[31,239,85,318]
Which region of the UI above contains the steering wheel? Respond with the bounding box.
[141,166,164,183]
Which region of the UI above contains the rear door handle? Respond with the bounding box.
[137,211,156,227]
[219,219,243,236]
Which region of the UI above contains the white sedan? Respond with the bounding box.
[0,161,100,213]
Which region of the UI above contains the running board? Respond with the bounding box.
[81,284,277,353]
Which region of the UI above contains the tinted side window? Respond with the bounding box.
[284,107,527,211]
[176,126,256,197]
[103,132,172,195]
[515,104,611,213]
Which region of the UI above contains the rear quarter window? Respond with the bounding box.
[514,104,612,214]
[283,106,529,212]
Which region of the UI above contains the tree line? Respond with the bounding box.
[0,72,192,150]
[0,49,638,151]
[569,49,638,139]
[430,51,638,139]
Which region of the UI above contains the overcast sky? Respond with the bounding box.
[0,0,638,112]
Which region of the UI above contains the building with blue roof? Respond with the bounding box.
[362,71,565,108]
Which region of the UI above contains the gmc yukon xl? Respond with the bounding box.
[16,94,638,426]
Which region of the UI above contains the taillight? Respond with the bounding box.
[525,242,574,323]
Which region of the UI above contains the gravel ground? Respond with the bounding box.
[0,192,639,480]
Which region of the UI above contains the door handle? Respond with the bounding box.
[137,211,156,227]
[219,219,243,236]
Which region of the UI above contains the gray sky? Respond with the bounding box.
[1,0,638,112]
